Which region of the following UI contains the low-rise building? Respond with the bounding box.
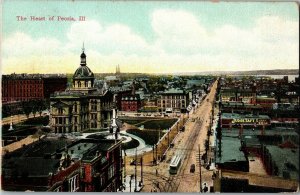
[120,95,141,112]
[157,88,189,113]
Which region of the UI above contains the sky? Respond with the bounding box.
[1,0,299,74]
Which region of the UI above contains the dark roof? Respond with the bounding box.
[4,138,73,158]
[73,65,94,79]
[121,94,140,101]
[51,101,72,108]
[2,157,60,177]
[216,137,247,164]
[265,145,299,180]
[221,113,270,120]
[80,52,86,58]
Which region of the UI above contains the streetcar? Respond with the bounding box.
[169,155,181,174]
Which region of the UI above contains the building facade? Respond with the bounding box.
[2,74,67,103]
[2,137,123,192]
[120,95,141,112]
[50,48,115,133]
[157,89,189,113]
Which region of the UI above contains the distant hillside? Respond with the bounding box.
[66,69,299,76]
[195,69,299,76]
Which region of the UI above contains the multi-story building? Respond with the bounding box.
[1,138,80,191]
[2,137,123,192]
[50,47,115,133]
[2,74,67,103]
[220,88,256,103]
[157,88,189,113]
[120,95,141,112]
[79,139,123,192]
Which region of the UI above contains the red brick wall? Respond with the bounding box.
[2,79,44,102]
[121,100,140,112]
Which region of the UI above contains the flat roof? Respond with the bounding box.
[221,113,270,120]
[221,169,299,191]
[216,137,247,164]
[265,145,299,180]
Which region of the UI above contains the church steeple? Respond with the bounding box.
[80,42,86,66]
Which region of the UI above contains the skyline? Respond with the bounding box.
[1,1,299,74]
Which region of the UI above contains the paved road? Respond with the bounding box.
[176,78,219,192]
[1,112,49,126]
[125,78,219,192]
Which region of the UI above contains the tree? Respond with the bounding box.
[37,100,47,116]
[30,100,38,118]
[22,101,32,118]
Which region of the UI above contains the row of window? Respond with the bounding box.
[160,100,185,104]
[162,95,186,99]
[3,80,43,84]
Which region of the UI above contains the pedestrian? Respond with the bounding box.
[156,169,158,176]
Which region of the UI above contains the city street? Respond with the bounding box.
[126,79,219,192]
[1,111,49,126]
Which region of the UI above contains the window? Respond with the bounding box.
[108,165,114,179]
[58,108,63,114]
[91,100,97,111]
[74,103,77,113]
[81,167,85,179]
[68,175,79,192]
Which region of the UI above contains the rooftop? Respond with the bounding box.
[161,88,185,94]
[216,137,247,164]
[265,145,299,180]
[2,73,67,80]
[221,113,270,120]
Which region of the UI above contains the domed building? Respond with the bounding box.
[71,48,96,94]
[50,47,115,133]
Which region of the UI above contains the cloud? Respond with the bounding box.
[2,32,63,57]
[66,20,159,56]
[1,9,299,74]
[151,9,208,54]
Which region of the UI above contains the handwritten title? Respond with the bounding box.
[16,16,86,22]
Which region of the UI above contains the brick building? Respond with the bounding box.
[120,95,141,112]
[2,74,67,103]
[79,139,123,192]
[1,137,123,192]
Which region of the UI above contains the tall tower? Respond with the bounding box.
[116,64,121,75]
[71,44,96,94]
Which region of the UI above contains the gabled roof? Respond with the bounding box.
[51,101,72,108]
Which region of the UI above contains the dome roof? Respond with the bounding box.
[73,66,94,79]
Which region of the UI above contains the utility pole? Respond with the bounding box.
[130,175,133,192]
[134,147,137,192]
[141,157,143,185]
[124,149,126,182]
[168,131,170,148]
[153,145,155,165]
[199,144,202,192]
[155,144,158,165]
